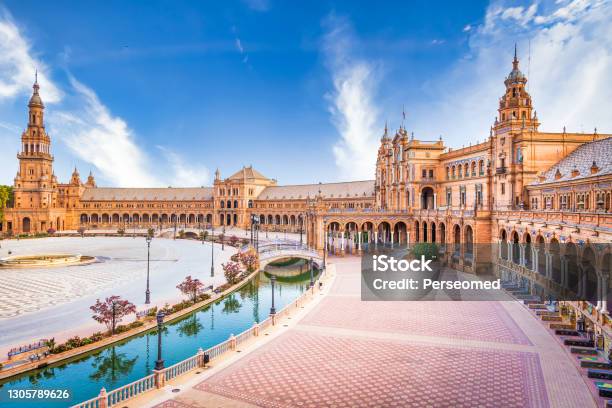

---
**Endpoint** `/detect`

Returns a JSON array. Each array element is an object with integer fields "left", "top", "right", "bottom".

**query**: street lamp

[
  {"left": 270, "top": 275, "right": 276, "bottom": 315},
  {"left": 309, "top": 257, "right": 314, "bottom": 288},
  {"left": 210, "top": 224, "right": 215, "bottom": 277},
  {"left": 145, "top": 235, "right": 152, "bottom": 304},
  {"left": 323, "top": 220, "right": 327, "bottom": 271},
  {"left": 222, "top": 226, "right": 225, "bottom": 251},
  {"left": 155, "top": 311, "right": 165, "bottom": 370}
]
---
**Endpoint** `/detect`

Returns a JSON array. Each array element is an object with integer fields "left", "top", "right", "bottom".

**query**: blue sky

[{"left": 0, "top": 0, "right": 610, "bottom": 187}]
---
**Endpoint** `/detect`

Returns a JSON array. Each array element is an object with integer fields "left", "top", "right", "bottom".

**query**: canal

[{"left": 0, "top": 266, "right": 319, "bottom": 407}]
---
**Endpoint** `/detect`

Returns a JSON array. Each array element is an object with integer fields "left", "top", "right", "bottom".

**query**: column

[
  {"left": 531, "top": 248, "right": 538, "bottom": 273},
  {"left": 545, "top": 251, "right": 552, "bottom": 280},
  {"left": 433, "top": 193, "right": 437, "bottom": 210},
  {"left": 602, "top": 274, "right": 609, "bottom": 314},
  {"left": 519, "top": 243, "right": 525, "bottom": 266},
  {"left": 390, "top": 231, "right": 394, "bottom": 248}
]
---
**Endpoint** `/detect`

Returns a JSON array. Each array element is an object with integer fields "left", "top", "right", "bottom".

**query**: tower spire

[{"left": 513, "top": 43, "right": 519, "bottom": 70}]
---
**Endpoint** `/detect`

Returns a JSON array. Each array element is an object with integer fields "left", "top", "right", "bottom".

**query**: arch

[
  {"left": 378, "top": 221, "right": 391, "bottom": 244},
  {"left": 565, "top": 243, "right": 579, "bottom": 293},
  {"left": 394, "top": 221, "right": 407, "bottom": 244},
  {"left": 188, "top": 214, "right": 195, "bottom": 224},
  {"left": 422, "top": 221, "right": 428, "bottom": 243},
  {"left": 196, "top": 214, "right": 204, "bottom": 224},
  {"left": 152, "top": 214, "right": 159, "bottom": 223},
  {"left": 132, "top": 214, "right": 140, "bottom": 223},
  {"left": 102, "top": 213, "right": 110, "bottom": 223},
  {"left": 91, "top": 213, "right": 99, "bottom": 223},
  {"left": 430, "top": 222, "right": 436, "bottom": 243},
  {"left": 536, "top": 235, "right": 545, "bottom": 275},
  {"left": 226, "top": 214, "right": 231, "bottom": 226},
  {"left": 161, "top": 214, "right": 169, "bottom": 223},
  {"left": 414, "top": 221, "right": 420, "bottom": 242},
  {"left": 259, "top": 214, "right": 265, "bottom": 224},
  {"left": 439, "top": 223, "right": 446, "bottom": 245},
  {"left": 421, "top": 187, "right": 435, "bottom": 209},
  {"left": 22, "top": 217, "right": 31, "bottom": 233},
  {"left": 112, "top": 213, "right": 120, "bottom": 223},
  {"left": 221, "top": 201, "right": 225, "bottom": 209},
  {"left": 170, "top": 214, "right": 177, "bottom": 223},
  {"left": 122, "top": 213, "right": 130, "bottom": 223},
  {"left": 361, "top": 222, "right": 374, "bottom": 244},
  {"left": 142, "top": 213, "right": 150, "bottom": 224},
  {"left": 500, "top": 229, "right": 508, "bottom": 260},
  {"left": 511, "top": 231, "right": 520, "bottom": 264},
  {"left": 453, "top": 224, "right": 461, "bottom": 258},
  {"left": 524, "top": 233, "right": 532, "bottom": 270},
  {"left": 233, "top": 214, "right": 238, "bottom": 225},
  {"left": 290, "top": 215, "right": 296, "bottom": 225},
  {"left": 226, "top": 200, "right": 231, "bottom": 209},
  {"left": 179, "top": 214, "right": 186, "bottom": 224},
  {"left": 206, "top": 214, "right": 212, "bottom": 224},
  {"left": 583, "top": 246, "right": 597, "bottom": 306},
  {"left": 283, "top": 214, "right": 289, "bottom": 225},
  {"left": 550, "top": 238, "right": 561, "bottom": 284},
  {"left": 267, "top": 215, "right": 273, "bottom": 225},
  {"left": 464, "top": 225, "right": 474, "bottom": 259},
  {"left": 275, "top": 215, "right": 281, "bottom": 225},
  {"left": 80, "top": 213, "right": 88, "bottom": 224}
]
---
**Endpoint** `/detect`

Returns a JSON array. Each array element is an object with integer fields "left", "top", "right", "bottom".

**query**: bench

[
  {"left": 564, "top": 338, "right": 594, "bottom": 347},
  {"left": 595, "top": 381, "right": 612, "bottom": 398},
  {"left": 555, "top": 329, "right": 580, "bottom": 336},
  {"left": 588, "top": 369, "right": 612, "bottom": 380},
  {"left": 571, "top": 346, "right": 598, "bottom": 356}
]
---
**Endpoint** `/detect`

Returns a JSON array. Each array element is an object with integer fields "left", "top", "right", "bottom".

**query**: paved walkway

[{"left": 152, "top": 257, "right": 597, "bottom": 408}]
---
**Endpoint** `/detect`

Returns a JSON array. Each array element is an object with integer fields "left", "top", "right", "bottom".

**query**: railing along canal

[{"left": 71, "top": 263, "right": 328, "bottom": 408}]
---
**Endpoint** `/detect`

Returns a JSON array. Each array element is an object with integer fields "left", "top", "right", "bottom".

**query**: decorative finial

[{"left": 35, "top": 69, "right": 38, "bottom": 85}]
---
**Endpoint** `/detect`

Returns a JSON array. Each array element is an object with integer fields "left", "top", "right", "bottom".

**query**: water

[{"left": 0, "top": 268, "right": 319, "bottom": 407}]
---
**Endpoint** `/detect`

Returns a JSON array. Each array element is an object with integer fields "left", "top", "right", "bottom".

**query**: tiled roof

[
  {"left": 228, "top": 166, "right": 269, "bottom": 181},
  {"left": 531, "top": 137, "right": 612, "bottom": 185},
  {"left": 258, "top": 180, "right": 375, "bottom": 200},
  {"left": 81, "top": 187, "right": 214, "bottom": 201}
]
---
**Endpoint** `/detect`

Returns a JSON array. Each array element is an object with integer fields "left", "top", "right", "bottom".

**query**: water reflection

[
  {"left": 176, "top": 314, "right": 204, "bottom": 338},
  {"left": 89, "top": 346, "right": 138, "bottom": 384}
]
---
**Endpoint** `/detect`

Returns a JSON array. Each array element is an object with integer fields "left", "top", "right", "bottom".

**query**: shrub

[
  {"left": 65, "top": 336, "right": 82, "bottom": 348},
  {"left": 77, "top": 226, "right": 86, "bottom": 236},
  {"left": 411, "top": 242, "right": 439, "bottom": 262},
  {"left": 147, "top": 228, "right": 155, "bottom": 238},
  {"left": 117, "top": 228, "right": 125, "bottom": 236},
  {"left": 89, "top": 332, "right": 104, "bottom": 342},
  {"left": 223, "top": 261, "right": 242, "bottom": 284},
  {"left": 47, "top": 228, "right": 56, "bottom": 235},
  {"left": 178, "top": 229, "right": 185, "bottom": 239},
  {"left": 146, "top": 306, "right": 158, "bottom": 317}
]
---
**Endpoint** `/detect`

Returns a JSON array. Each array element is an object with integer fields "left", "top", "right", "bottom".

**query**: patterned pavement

[{"left": 153, "top": 257, "right": 596, "bottom": 408}]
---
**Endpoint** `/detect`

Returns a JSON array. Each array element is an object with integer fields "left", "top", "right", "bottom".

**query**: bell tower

[
  {"left": 492, "top": 46, "right": 540, "bottom": 210},
  {"left": 12, "top": 74, "right": 58, "bottom": 230}
]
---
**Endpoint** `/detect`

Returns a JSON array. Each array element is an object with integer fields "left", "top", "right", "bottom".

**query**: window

[
  {"left": 429, "top": 169, "right": 433, "bottom": 178},
  {"left": 422, "top": 169, "right": 426, "bottom": 178},
  {"left": 501, "top": 183, "right": 505, "bottom": 195}
]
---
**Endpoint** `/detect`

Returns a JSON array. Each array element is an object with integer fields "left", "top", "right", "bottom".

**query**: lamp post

[
  {"left": 222, "top": 226, "right": 225, "bottom": 251},
  {"left": 210, "top": 224, "right": 215, "bottom": 277},
  {"left": 155, "top": 311, "right": 165, "bottom": 370},
  {"left": 309, "top": 257, "right": 314, "bottom": 288},
  {"left": 323, "top": 220, "right": 327, "bottom": 271},
  {"left": 145, "top": 235, "right": 152, "bottom": 304},
  {"left": 270, "top": 275, "right": 276, "bottom": 315}
]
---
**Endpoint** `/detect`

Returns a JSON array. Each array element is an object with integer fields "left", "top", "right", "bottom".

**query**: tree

[
  {"left": 77, "top": 226, "right": 86, "bottom": 237},
  {"left": 44, "top": 338, "right": 56, "bottom": 353},
  {"left": 411, "top": 242, "right": 439, "bottom": 262},
  {"left": 90, "top": 296, "right": 136, "bottom": 335},
  {"left": 176, "top": 275, "right": 205, "bottom": 303},
  {"left": 117, "top": 228, "right": 125, "bottom": 236},
  {"left": 178, "top": 229, "right": 185, "bottom": 239},
  {"left": 199, "top": 230, "right": 208, "bottom": 242},
  {"left": 240, "top": 249, "right": 260, "bottom": 272},
  {"left": 223, "top": 261, "right": 242, "bottom": 284},
  {"left": 0, "top": 185, "right": 14, "bottom": 224},
  {"left": 147, "top": 228, "right": 155, "bottom": 238}
]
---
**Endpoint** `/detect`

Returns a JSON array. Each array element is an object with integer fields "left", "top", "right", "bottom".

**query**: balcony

[{"left": 495, "top": 167, "right": 507, "bottom": 174}]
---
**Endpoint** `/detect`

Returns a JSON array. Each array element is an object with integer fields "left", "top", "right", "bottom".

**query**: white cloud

[
  {"left": 463, "top": 24, "right": 473, "bottom": 32},
  {"left": 157, "top": 146, "right": 210, "bottom": 187},
  {"left": 243, "top": 0, "right": 270, "bottom": 12},
  {"left": 0, "top": 8, "right": 61, "bottom": 102},
  {"left": 323, "top": 15, "right": 381, "bottom": 180},
  {"left": 51, "top": 77, "right": 160, "bottom": 187},
  {"left": 0, "top": 9, "right": 209, "bottom": 188},
  {"left": 413, "top": 0, "right": 612, "bottom": 147}
]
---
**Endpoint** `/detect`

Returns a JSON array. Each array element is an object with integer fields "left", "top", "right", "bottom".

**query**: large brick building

[{"left": 2, "top": 52, "right": 611, "bottom": 309}]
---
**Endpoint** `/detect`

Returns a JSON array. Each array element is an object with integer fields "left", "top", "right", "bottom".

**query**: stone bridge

[{"left": 256, "top": 242, "right": 323, "bottom": 269}]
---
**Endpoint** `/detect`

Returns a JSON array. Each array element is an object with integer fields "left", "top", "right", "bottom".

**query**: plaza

[{"left": 0, "top": 236, "right": 234, "bottom": 358}]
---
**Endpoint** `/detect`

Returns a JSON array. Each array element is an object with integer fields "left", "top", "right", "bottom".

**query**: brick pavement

[{"left": 153, "top": 257, "right": 597, "bottom": 408}]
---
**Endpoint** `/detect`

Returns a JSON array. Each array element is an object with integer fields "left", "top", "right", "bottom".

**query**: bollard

[
  {"left": 153, "top": 369, "right": 166, "bottom": 389},
  {"left": 253, "top": 323, "right": 260, "bottom": 336},
  {"left": 229, "top": 334, "right": 237, "bottom": 350},
  {"left": 197, "top": 347, "right": 205, "bottom": 367},
  {"left": 98, "top": 387, "right": 108, "bottom": 408}
]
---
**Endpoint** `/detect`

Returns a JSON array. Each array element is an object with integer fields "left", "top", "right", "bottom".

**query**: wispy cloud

[
  {"left": 50, "top": 76, "right": 160, "bottom": 187},
  {"left": 413, "top": 0, "right": 612, "bottom": 146},
  {"left": 232, "top": 26, "right": 252, "bottom": 67},
  {"left": 243, "top": 0, "right": 270, "bottom": 12},
  {"left": 156, "top": 146, "right": 210, "bottom": 187},
  {"left": 0, "top": 8, "right": 210, "bottom": 187},
  {"left": 0, "top": 8, "right": 61, "bottom": 103},
  {"left": 323, "top": 15, "right": 381, "bottom": 180}
]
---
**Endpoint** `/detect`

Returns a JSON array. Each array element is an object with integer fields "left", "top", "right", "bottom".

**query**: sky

[{"left": 0, "top": 0, "right": 610, "bottom": 187}]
